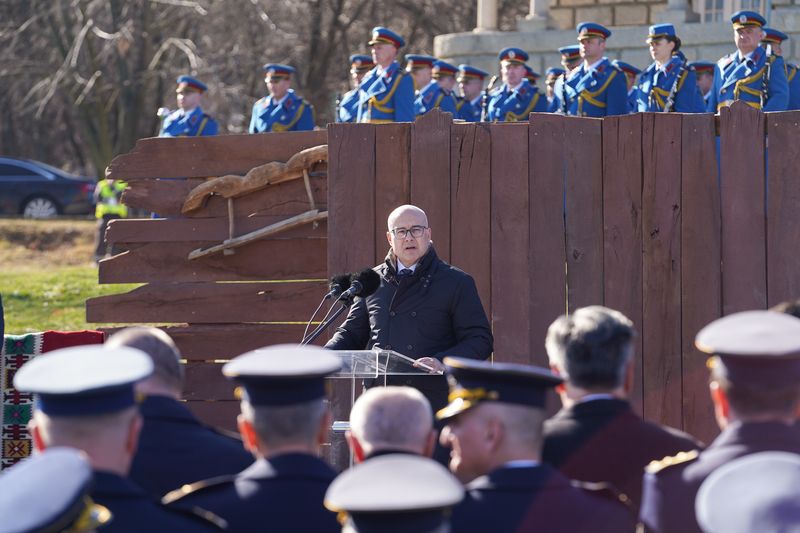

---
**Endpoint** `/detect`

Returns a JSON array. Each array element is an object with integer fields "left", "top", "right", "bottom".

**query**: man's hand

[{"left": 413, "top": 357, "right": 445, "bottom": 374}]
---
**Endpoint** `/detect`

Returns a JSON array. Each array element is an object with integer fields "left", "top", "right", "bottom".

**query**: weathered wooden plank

[
  {"left": 186, "top": 401, "right": 241, "bottom": 433},
  {"left": 766, "top": 111, "right": 800, "bottom": 307},
  {"left": 719, "top": 101, "right": 767, "bottom": 313},
  {"left": 98, "top": 238, "right": 327, "bottom": 283},
  {"left": 451, "top": 122, "right": 492, "bottom": 316},
  {"left": 86, "top": 281, "right": 326, "bottom": 324},
  {"left": 528, "top": 113, "right": 566, "bottom": 368},
  {"left": 601, "top": 113, "right": 643, "bottom": 414},
  {"left": 641, "top": 113, "right": 683, "bottom": 430},
  {"left": 564, "top": 116, "right": 604, "bottom": 312},
  {"left": 490, "top": 122, "right": 530, "bottom": 364},
  {"left": 680, "top": 113, "right": 721, "bottom": 443},
  {"left": 184, "top": 362, "right": 232, "bottom": 400},
  {"left": 107, "top": 130, "right": 327, "bottom": 180},
  {"left": 374, "top": 124, "right": 411, "bottom": 264},
  {"left": 410, "top": 109, "right": 452, "bottom": 262}
]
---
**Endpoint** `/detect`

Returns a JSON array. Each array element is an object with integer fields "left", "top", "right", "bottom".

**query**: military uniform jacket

[
  {"left": 450, "top": 464, "right": 636, "bottom": 533},
  {"left": 249, "top": 89, "right": 315, "bottom": 133},
  {"left": 129, "top": 395, "right": 254, "bottom": 497},
  {"left": 487, "top": 79, "right": 547, "bottom": 122},
  {"left": 639, "top": 420, "right": 800, "bottom": 532},
  {"left": 356, "top": 61, "right": 415, "bottom": 123},
  {"left": 337, "top": 88, "right": 360, "bottom": 123},
  {"left": 92, "top": 471, "right": 221, "bottom": 532},
  {"left": 159, "top": 106, "right": 218, "bottom": 137},
  {"left": 785, "top": 61, "right": 800, "bottom": 110},
  {"left": 636, "top": 55, "right": 701, "bottom": 113},
  {"left": 457, "top": 95, "right": 482, "bottom": 122},
  {"left": 542, "top": 398, "right": 702, "bottom": 514},
  {"left": 707, "top": 48, "right": 789, "bottom": 112},
  {"left": 164, "top": 453, "right": 340, "bottom": 533},
  {"left": 559, "top": 58, "right": 628, "bottom": 117},
  {"left": 414, "top": 81, "right": 457, "bottom": 116},
  {"left": 325, "top": 246, "right": 492, "bottom": 412}
]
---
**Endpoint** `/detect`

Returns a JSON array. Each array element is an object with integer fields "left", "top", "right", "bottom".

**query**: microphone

[
  {"left": 326, "top": 273, "right": 352, "bottom": 300},
  {"left": 339, "top": 268, "right": 381, "bottom": 301}
]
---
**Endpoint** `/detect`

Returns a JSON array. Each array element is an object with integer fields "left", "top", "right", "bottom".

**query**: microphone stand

[{"left": 301, "top": 297, "right": 353, "bottom": 345}]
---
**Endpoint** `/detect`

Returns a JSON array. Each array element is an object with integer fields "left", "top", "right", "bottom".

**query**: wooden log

[
  {"left": 374, "top": 124, "right": 411, "bottom": 264},
  {"left": 184, "top": 362, "right": 233, "bottom": 400}
]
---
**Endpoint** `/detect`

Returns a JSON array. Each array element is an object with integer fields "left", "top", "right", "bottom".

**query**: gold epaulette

[
  {"left": 162, "top": 475, "right": 234, "bottom": 504},
  {"left": 645, "top": 449, "right": 699, "bottom": 475}
]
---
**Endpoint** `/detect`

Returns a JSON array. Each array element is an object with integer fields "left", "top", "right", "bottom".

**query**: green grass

[{"left": 1, "top": 265, "right": 139, "bottom": 334}]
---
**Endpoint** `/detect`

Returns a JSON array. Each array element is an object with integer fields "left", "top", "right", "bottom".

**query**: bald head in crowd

[
  {"left": 106, "top": 327, "right": 185, "bottom": 398},
  {"left": 347, "top": 386, "right": 436, "bottom": 462}
]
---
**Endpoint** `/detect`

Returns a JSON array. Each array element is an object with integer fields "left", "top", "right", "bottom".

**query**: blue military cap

[
  {"left": 731, "top": 10, "right": 766, "bottom": 29},
  {"left": 559, "top": 44, "right": 581, "bottom": 61},
  {"left": 350, "top": 54, "right": 375, "bottom": 72},
  {"left": 612, "top": 60, "right": 641, "bottom": 76},
  {"left": 436, "top": 357, "right": 562, "bottom": 420},
  {"left": 405, "top": 54, "right": 436, "bottom": 70},
  {"left": 433, "top": 60, "right": 458, "bottom": 78},
  {"left": 524, "top": 65, "right": 540, "bottom": 83},
  {"left": 457, "top": 64, "right": 489, "bottom": 81},
  {"left": 646, "top": 23, "right": 677, "bottom": 42},
  {"left": 498, "top": 47, "right": 529, "bottom": 64},
  {"left": 546, "top": 67, "right": 566, "bottom": 77},
  {"left": 0, "top": 447, "right": 111, "bottom": 533},
  {"left": 696, "top": 452, "right": 800, "bottom": 533},
  {"left": 762, "top": 27, "right": 789, "bottom": 44},
  {"left": 690, "top": 61, "right": 716, "bottom": 75},
  {"left": 696, "top": 310, "right": 800, "bottom": 388},
  {"left": 224, "top": 344, "right": 341, "bottom": 406},
  {"left": 324, "top": 454, "right": 465, "bottom": 533},
  {"left": 368, "top": 26, "right": 405, "bottom": 48},
  {"left": 13, "top": 345, "right": 153, "bottom": 416},
  {"left": 176, "top": 75, "right": 208, "bottom": 93},
  {"left": 262, "top": 63, "right": 296, "bottom": 79},
  {"left": 577, "top": 21, "right": 612, "bottom": 40}
]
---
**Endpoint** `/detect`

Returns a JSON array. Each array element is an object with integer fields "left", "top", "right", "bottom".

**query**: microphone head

[
  {"left": 351, "top": 268, "right": 381, "bottom": 297},
  {"left": 329, "top": 274, "right": 352, "bottom": 297}
]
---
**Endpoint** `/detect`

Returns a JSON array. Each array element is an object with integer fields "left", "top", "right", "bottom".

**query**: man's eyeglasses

[{"left": 391, "top": 225, "right": 427, "bottom": 239}]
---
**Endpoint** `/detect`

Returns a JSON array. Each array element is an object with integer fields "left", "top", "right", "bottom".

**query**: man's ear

[
  {"left": 125, "top": 413, "right": 143, "bottom": 457},
  {"left": 386, "top": 231, "right": 393, "bottom": 248},
  {"left": 709, "top": 380, "right": 730, "bottom": 429},
  {"left": 238, "top": 414, "right": 260, "bottom": 454},
  {"left": 29, "top": 419, "right": 47, "bottom": 453},
  {"left": 485, "top": 417, "right": 504, "bottom": 453},
  {"left": 316, "top": 408, "right": 333, "bottom": 447},
  {"left": 423, "top": 429, "right": 437, "bottom": 458},
  {"left": 345, "top": 430, "right": 366, "bottom": 463}
]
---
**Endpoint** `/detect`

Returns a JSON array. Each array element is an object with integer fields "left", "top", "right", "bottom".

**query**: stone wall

[{"left": 548, "top": 0, "right": 667, "bottom": 30}]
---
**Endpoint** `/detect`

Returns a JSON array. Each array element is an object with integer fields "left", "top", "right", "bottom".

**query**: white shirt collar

[
  {"left": 396, "top": 259, "right": 417, "bottom": 272},
  {"left": 503, "top": 460, "right": 540, "bottom": 469},
  {"left": 585, "top": 57, "right": 605, "bottom": 73},
  {"left": 274, "top": 92, "right": 290, "bottom": 106},
  {"left": 577, "top": 393, "right": 617, "bottom": 404},
  {"left": 737, "top": 49, "right": 756, "bottom": 62}
]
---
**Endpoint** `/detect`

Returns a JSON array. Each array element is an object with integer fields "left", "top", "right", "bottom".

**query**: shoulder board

[
  {"left": 161, "top": 474, "right": 236, "bottom": 504},
  {"left": 645, "top": 449, "right": 699, "bottom": 475},
  {"left": 571, "top": 480, "right": 632, "bottom": 508},
  {"left": 609, "top": 64, "right": 623, "bottom": 74}
]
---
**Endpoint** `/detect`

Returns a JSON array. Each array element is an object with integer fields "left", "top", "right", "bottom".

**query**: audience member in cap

[
  {"left": 456, "top": 64, "right": 488, "bottom": 122},
  {"left": 542, "top": 306, "right": 701, "bottom": 515},
  {"left": 107, "top": 327, "right": 253, "bottom": 498},
  {"left": 706, "top": 10, "right": 788, "bottom": 112},
  {"left": 414, "top": 60, "right": 458, "bottom": 117},
  {"left": 158, "top": 75, "right": 219, "bottom": 137},
  {"left": 554, "top": 22, "right": 628, "bottom": 117},
  {"left": 761, "top": 27, "right": 800, "bottom": 110},
  {"left": 689, "top": 61, "right": 716, "bottom": 109},
  {"left": 639, "top": 310, "right": 800, "bottom": 533},
  {"left": 524, "top": 65, "right": 540, "bottom": 86},
  {"left": 438, "top": 357, "right": 636, "bottom": 533},
  {"left": 0, "top": 447, "right": 111, "bottom": 533},
  {"left": 612, "top": 60, "right": 642, "bottom": 113},
  {"left": 487, "top": 47, "right": 547, "bottom": 122},
  {"left": 163, "top": 344, "right": 342, "bottom": 533},
  {"left": 249, "top": 63, "right": 315, "bottom": 133},
  {"left": 559, "top": 44, "right": 582, "bottom": 72},
  {"left": 356, "top": 27, "right": 414, "bottom": 123},
  {"left": 325, "top": 454, "right": 464, "bottom": 533},
  {"left": 635, "top": 24, "right": 701, "bottom": 113},
  {"left": 346, "top": 386, "right": 436, "bottom": 462},
  {"left": 695, "top": 451, "right": 800, "bottom": 533},
  {"left": 14, "top": 345, "right": 224, "bottom": 532},
  {"left": 545, "top": 67, "right": 565, "bottom": 111},
  {"left": 338, "top": 54, "right": 376, "bottom": 123},
  {"left": 404, "top": 54, "right": 436, "bottom": 92}
]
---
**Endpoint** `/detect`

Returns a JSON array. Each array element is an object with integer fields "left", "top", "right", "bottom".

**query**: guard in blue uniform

[
  {"left": 438, "top": 358, "right": 636, "bottom": 533},
  {"left": 14, "top": 345, "right": 223, "bottom": 532},
  {"left": 612, "top": 60, "right": 641, "bottom": 113},
  {"left": 636, "top": 24, "right": 701, "bottom": 113},
  {"left": 356, "top": 27, "right": 415, "bottom": 123},
  {"left": 338, "top": 54, "right": 375, "bottom": 123},
  {"left": 456, "top": 64, "right": 489, "bottom": 122},
  {"left": 545, "top": 67, "right": 566, "bottom": 112},
  {"left": 639, "top": 311, "right": 800, "bottom": 532},
  {"left": 488, "top": 47, "right": 548, "bottom": 122},
  {"left": 415, "top": 60, "right": 458, "bottom": 116},
  {"left": 249, "top": 64, "right": 315, "bottom": 133},
  {"left": 762, "top": 27, "right": 800, "bottom": 110},
  {"left": 159, "top": 76, "right": 218, "bottom": 137},
  {"left": 690, "top": 61, "right": 716, "bottom": 110},
  {"left": 163, "top": 345, "right": 343, "bottom": 533},
  {"left": 707, "top": 11, "right": 789, "bottom": 113},
  {"left": 405, "top": 54, "right": 436, "bottom": 93},
  {"left": 550, "top": 45, "right": 583, "bottom": 112},
  {"left": 525, "top": 65, "right": 541, "bottom": 86}
]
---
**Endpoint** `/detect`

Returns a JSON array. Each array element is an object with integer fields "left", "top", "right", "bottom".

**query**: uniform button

[
  {"left": 411, "top": 311, "right": 417, "bottom": 317},
  {"left": 389, "top": 311, "right": 396, "bottom": 317},
  {"left": 407, "top": 345, "right": 413, "bottom": 351}
]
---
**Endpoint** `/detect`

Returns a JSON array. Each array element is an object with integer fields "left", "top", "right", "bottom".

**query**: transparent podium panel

[{"left": 321, "top": 349, "right": 444, "bottom": 470}]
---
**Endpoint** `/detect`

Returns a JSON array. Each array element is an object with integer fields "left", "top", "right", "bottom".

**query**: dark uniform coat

[
  {"left": 639, "top": 420, "right": 800, "bottom": 532},
  {"left": 159, "top": 106, "right": 218, "bottom": 137},
  {"left": 706, "top": 48, "right": 789, "bottom": 112},
  {"left": 129, "top": 395, "right": 254, "bottom": 497},
  {"left": 325, "top": 246, "right": 493, "bottom": 412},
  {"left": 542, "top": 398, "right": 702, "bottom": 513},
  {"left": 163, "top": 453, "right": 340, "bottom": 533},
  {"left": 92, "top": 471, "right": 221, "bottom": 532},
  {"left": 450, "top": 464, "right": 636, "bottom": 533}
]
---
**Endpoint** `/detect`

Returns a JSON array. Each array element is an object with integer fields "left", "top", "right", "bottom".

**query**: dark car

[{"left": 0, "top": 157, "right": 96, "bottom": 218}]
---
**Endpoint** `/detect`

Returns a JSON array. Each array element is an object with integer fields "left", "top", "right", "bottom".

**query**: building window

[{"left": 694, "top": 0, "right": 763, "bottom": 22}]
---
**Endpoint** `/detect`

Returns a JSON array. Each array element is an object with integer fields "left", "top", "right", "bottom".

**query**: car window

[{"left": 0, "top": 163, "right": 40, "bottom": 177}]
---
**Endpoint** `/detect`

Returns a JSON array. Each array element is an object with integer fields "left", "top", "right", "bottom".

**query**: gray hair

[
  {"left": 106, "top": 327, "right": 184, "bottom": 393},
  {"left": 241, "top": 398, "right": 327, "bottom": 449},
  {"left": 545, "top": 305, "right": 635, "bottom": 390},
  {"left": 349, "top": 386, "right": 433, "bottom": 456}
]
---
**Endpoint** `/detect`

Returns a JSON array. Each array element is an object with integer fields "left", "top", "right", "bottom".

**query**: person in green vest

[{"left": 94, "top": 178, "right": 127, "bottom": 262}]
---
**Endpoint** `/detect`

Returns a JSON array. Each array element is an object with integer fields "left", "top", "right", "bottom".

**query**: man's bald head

[
  {"left": 106, "top": 327, "right": 184, "bottom": 397},
  {"left": 386, "top": 205, "right": 432, "bottom": 268},
  {"left": 387, "top": 204, "right": 428, "bottom": 231}
]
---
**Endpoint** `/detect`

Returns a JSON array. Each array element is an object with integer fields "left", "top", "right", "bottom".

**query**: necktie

[{"left": 397, "top": 268, "right": 413, "bottom": 279}]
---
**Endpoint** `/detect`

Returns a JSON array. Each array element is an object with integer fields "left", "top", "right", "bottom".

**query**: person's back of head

[
  {"left": 347, "top": 386, "right": 435, "bottom": 462},
  {"left": 106, "top": 327, "right": 184, "bottom": 398}
]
